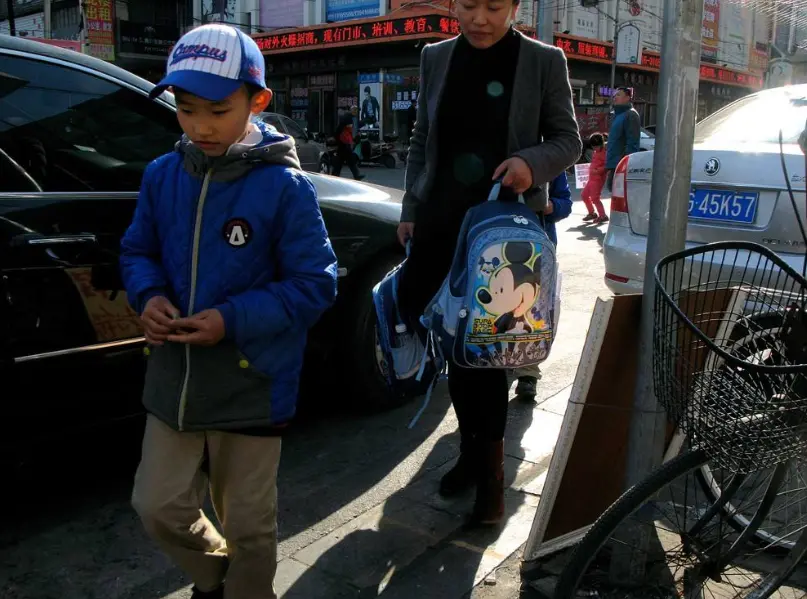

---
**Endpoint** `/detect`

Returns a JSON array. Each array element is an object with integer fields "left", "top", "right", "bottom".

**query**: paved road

[{"left": 0, "top": 167, "right": 611, "bottom": 599}]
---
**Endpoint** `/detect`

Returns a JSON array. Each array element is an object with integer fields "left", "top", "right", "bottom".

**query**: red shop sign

[
  {"left": 554, "top": 35, "right": 613, "bottom": 62},
  {"left": 255, "top": 15, "right": 459, "bottom": 53}
]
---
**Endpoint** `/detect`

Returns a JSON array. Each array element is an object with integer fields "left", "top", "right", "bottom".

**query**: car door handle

[{"left": 9, "top": 233, "right": 98, "bottom": 249}]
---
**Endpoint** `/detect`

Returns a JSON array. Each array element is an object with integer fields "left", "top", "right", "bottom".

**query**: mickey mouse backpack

[{"left": 421, "top": 179, "right": 561, "bottom": 371}]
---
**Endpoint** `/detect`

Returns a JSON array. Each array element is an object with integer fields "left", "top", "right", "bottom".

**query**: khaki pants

[{"left": 132, "top": 414, "right": 281, "bottom": 599}]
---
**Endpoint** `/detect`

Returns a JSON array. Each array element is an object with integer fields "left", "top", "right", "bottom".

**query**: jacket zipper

[{"left": 177, "top": 168, "right": 213, "bottom": 431}]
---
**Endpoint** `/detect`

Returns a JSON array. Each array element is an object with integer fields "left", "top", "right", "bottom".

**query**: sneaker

[
  {"left": 355, "top": 174, "right": 366, "bottom": 181},
  {"left": 595, "top": 215, "right": 610, "bottom": 225},
  {"left": 582, "top": 213, "right": 597, "bottom": 222},
  {"left": 191, "top": 586, "right": 224, "bottom": 599},
  {"left": 515, "top": 376, "right": 538, "bottom": 400}
]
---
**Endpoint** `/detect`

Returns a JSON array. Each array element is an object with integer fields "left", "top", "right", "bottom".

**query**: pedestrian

[
  {"left": 120, "top": 24, "right": 338, "bottom": 599},
  {"left": 333, "top": 106, "right": 364, "bottom": 180},
  {"left": 581, "top": 132, "right": 609, "bottom": 224},
  {"left": 397, "top": 0, "right": 581, "bottom": 525},
  {"left": 514, "top": 170, "right": 574, "bottom": 401},
  {"left": 605, "top": 86, "right": 641, "bottom": 192}
]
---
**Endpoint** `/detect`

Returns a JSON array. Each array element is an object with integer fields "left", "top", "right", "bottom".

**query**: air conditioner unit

[{"left": 580, "top": 0, "right": 599, "bottom": 6}]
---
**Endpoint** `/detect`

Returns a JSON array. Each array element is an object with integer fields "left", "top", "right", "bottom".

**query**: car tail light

[
  {"left": 610, "top": 155, "right": 629, "bottom": 213},
  {"left": 605, "top": 273, "right": 630, "bottom": 283}
]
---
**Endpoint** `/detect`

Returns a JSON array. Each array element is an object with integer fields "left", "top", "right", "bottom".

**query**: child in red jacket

[{"left": 582, "top": 133, "right": 609, "bottom": 225}]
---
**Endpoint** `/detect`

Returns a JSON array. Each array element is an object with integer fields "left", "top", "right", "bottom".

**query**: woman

[{"left": 398, "top": 0, "right": 582, "bottom": 525}]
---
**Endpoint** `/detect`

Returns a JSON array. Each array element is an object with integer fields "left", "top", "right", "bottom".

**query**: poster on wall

[
  {"left": 702, "top": 0, "right": 720, "bottom": 61},
  {"left": 83, "top": 0, "right": 115, "bottom": 61},
  {"left": 202, "top": 0, "right": 238, "bottom": 23},
  {"left": 358, "top": 73, "right": 382, "bottom": 137},
  {"left": 616, "top": 23, "right": 642, "bottom": 65},
  {"left": 327, "top": 0, "right": 380, "bottom": 23}
]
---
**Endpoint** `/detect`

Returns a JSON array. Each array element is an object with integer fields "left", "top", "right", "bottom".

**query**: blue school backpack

[
  {"left": 421, "top": 179, "right": 560, "bottom": 377},
  {"left": 372, "top": 244, "right": 444, "bottom": 403}
]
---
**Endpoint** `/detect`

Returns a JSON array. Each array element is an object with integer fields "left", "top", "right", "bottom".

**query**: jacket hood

[{"left": 177, "top": 120, "right": 301, "bottom": 182}]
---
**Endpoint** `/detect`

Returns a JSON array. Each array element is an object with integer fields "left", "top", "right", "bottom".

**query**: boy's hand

[
  {"left": 544, "top": 200, "right": 554, "bottom": 215},
  {"left": 167, "top": 309, "right": 226, "bottom": 346},
  {"left": 397, "top": 222, "right": 415, "bottom": 247},
  {"left": 142, "top": 295, "right": 179, "bottom": 346},
  {"left": 493, "top": 157, "right": 533, "bottom": 194}
]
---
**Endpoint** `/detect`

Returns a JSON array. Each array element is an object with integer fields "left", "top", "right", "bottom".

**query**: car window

[
  {"left": 281, "top": 116, "right": 307, "bottom": 140},
  {"left": 694, "top": 89, "right": 807, "bottom": 145},
  {"left": 0, "top": 55, "right": 182, "bottom": 193},
  {"left": 262, "top": 113, "right": 285, "bottom": 133}
]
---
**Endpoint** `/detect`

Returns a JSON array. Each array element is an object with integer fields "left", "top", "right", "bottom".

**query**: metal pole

[
  {"left": 536, "top": 0, "right": 554, "bottom": 44},
  {"left": 6, "top": 0, "right": 16, "bottom": 36},
  {"left": 609, "top": 0, "right": 620, "bottom": 107},
  {"left": 44, "top": 0, "right": 52, "bottom": 39},
  {"left": 625, "top": 0, "right": 704, "bottom": 488}
]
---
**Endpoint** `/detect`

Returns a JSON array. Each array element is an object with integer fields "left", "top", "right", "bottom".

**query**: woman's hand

[
  {"left": 397, "top": 222, "right": 415, "bottom": 247},
  {"left": 493, "top": 157, "right": 533, "bottom": 194}
]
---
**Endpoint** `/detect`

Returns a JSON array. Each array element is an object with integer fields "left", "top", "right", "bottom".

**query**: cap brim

[{"left": 148, "top": 70, "right": 243, "bottom": 102}]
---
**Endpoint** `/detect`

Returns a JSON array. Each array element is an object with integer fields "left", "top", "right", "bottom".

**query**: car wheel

[
  {"left": 341, "top": 252, "right": 417, "bottom": 412},
  {"left": 381, "top": 154, "right": 396, "bottom": 169}
]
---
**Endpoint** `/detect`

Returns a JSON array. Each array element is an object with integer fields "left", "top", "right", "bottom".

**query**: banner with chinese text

[{"left": 84, "top": 0, "right": 115, "bottom": 61}]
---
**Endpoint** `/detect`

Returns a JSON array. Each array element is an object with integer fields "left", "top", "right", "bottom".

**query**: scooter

[{"left": 355, "top": 132, "right": 398, "bottom": 169}]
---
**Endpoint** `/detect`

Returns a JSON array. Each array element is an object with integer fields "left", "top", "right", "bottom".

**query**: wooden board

[{"left": 523, "top": 286, "right": 743, "bottom": 561}]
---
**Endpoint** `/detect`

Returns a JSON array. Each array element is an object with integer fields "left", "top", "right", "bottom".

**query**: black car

[{"left": 0, "top": 36, "right": 405, "bottom": 470}]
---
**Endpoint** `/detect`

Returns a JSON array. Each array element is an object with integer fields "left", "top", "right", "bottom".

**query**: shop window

[
  {"left": 290, "top": 76, "right": 309, "bottom": 131},
  {"left": 337, "top": 71, "right": 359, "bottom": 118},
  {"left": 382, "top": 68, "right": 419, "bottom": 143}
]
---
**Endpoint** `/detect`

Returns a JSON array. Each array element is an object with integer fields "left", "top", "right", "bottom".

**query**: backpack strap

[
  {"left": 487, "top": 177, "right": 525, "bottom": 204},
  {"left": 408, "top": 329, "right": 447, "bottom": 429}
]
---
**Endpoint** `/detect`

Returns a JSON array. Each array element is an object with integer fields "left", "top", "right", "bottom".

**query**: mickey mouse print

[{"left": 464, "top": 240, "right": 554, "bottom": 368}]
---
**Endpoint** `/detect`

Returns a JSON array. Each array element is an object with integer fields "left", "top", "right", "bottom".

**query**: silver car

[
  {"left": 603, "top": 84, "right": 807, "bottom": 294},
  {"left": 259, "top": 112, "right": 327, "bottom": 173}
]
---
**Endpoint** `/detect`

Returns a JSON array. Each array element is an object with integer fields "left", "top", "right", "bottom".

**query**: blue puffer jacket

[
  {"left": 543, "top": 172, "right": 573, "bottom": 245},
  {"left": 121, "top": 122, "right": 338, "bottom": 432}
]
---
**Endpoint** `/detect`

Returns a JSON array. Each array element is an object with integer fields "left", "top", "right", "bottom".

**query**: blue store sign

[{"left": 326, "top": 0, "right": 380, "bottom": 22}]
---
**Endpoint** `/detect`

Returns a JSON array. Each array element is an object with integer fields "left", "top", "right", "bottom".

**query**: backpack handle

[{"left": 487, "top": 177, "right": 525, "bottom": 204}]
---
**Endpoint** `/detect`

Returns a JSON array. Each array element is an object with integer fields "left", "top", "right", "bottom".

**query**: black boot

[
  {"left": 468, "top": 440, "right": 505, "bottom": 526},
  {"left": 439, "top": 436, "right": 478, "bottom": 497}
]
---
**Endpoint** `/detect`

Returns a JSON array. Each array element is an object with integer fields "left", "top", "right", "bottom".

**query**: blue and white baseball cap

[{"left": 150, "top": 24, "right": 267, "bottom": 101}]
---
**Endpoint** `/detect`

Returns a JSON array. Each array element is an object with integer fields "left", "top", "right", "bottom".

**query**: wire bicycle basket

[{"left": 653, "top": 241, "right": 807, "bottom": 473}]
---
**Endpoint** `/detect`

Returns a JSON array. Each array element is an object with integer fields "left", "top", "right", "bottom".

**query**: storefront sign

[
  {"left": 309, "top": 73, "right": 335, "bottom": 87},
  {"left": 326, "top": 0, "right": 380, "bottom": 23},
  {"left": 84, "top": 0, "right": 115, "bottom": 61},
  {"left": 702, "top": 0, "right": 720, "bottom": 59},
  {"left": 255, "top": 14, "right": 459, "bottom": 53},
  {"left": 698, "top": 64, "right": 762, "bottom": 88},
  {"left": 554, "top": 36, "right": 613, "bottom": 62},
  {"left": 119, "top": 21, "right": 178, "bottom": 56}
]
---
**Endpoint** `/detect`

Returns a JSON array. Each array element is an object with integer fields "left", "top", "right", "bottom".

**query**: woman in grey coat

[{"left": 397, "top": 0, "right": 582, "bottom": 525}]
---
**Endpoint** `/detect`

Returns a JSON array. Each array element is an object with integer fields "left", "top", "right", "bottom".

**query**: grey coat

[{"left": 402, "top": 31, "right": 583, "bottom": 222}]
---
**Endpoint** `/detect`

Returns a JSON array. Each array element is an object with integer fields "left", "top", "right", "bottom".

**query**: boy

[
  {"left": 121, "top": 24, "right": 338, "bottom": 599},
  {"left": 514, "top": 171, "right": 573, "bottom": 401}
]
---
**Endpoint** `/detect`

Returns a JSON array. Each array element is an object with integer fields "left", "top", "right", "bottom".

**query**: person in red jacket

[{"left": 582, "top": 133, "right": 609, "bottom": 225}]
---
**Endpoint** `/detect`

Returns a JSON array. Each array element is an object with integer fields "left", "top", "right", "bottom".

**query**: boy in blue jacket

[
  {"left": 514, "top": 171, "right": 572, "bottom": 400},
  {"left": 121, "top": 24, "right": 338, "bottom": 599}
]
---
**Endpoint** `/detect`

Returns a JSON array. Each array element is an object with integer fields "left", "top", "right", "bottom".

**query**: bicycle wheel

[
  {"left": 699, "top": 460, "right": 807, "bottom": 552},
  {"left": 555, "top": 449, "right": 807, "bottom": 598},
  {"left": 695, "top": 312, "right": 807, "bottom": 550}
]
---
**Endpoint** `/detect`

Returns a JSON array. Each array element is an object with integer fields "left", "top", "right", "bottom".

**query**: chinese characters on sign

[
  {"left": 255, "top": 15, "right": 459, "bottom": 53},
  {"left": 554, "top": 36, "right": 612, "bottom": 61},
  {"left": 119, "top": 21, "right": 178, "bottom": 56},
  {"left": 84, "top": 0, "right": 115, "bottom": 61}
]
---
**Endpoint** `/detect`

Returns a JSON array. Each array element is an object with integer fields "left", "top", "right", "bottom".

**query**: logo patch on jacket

[{"left": 223, "top": 218, "right": 252, "bottom": 247}]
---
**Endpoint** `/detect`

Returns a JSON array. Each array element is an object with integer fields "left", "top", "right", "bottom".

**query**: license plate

[{"left": 688, "top": 188, "right": 759, "bottom": 224}]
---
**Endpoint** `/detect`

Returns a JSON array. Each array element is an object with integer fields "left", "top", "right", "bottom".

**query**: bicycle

[{"left": 555, "top": 240, "right": 807, "bottom": 598}]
